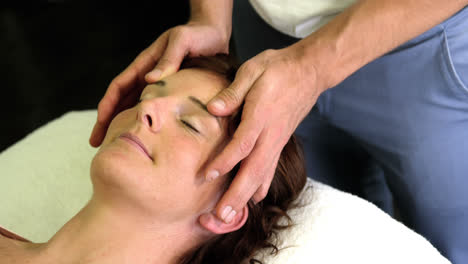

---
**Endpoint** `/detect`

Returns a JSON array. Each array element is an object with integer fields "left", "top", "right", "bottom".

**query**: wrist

[
  {"left": 293, "top": 15, "right": 365, "bottom": 92},
  {"left": 185, "top": 20, "right": 231, "bottom": 55},
  {"left": 187, "top": 18, "right": 232, "bottom": 47},
  {"left": 290, "top": 39, "right": 337, "bottom": 94},
  {"left": 189, "top": 0, "right": 233, "bottom": 47}
]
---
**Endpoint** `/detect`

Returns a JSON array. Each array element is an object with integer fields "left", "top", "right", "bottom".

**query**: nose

[{"left": 136, "top": 99, "right": 166, "bottom": 133}]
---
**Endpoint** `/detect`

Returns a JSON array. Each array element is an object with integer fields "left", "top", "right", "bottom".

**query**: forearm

[
  {"left": 296, "top": 0, "right": 468, "bottom": 90},
  {"left": 189, "top": 0, "right": 233, "bottom": 41}
]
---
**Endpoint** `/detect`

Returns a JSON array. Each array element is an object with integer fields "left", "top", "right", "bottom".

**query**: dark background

[{"left": 0, "top": 1, "right": 190, "bottom": 152}]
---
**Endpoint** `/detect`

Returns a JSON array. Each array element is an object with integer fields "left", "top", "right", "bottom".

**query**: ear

[{"left": 198, "top": 206, "right": 248, "bottom": 235}]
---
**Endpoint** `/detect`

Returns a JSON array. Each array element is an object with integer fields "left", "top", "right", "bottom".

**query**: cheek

[
  {"left": 163, "top": 132, "right": 204, "bottom": 167},
  {"left": 157, "top": 138, "right": 219, "bottom": 210}
]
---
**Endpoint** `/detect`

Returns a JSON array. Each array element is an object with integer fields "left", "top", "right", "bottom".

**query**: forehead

[{"left": 161, "top": 68, "right": 229, "bottom": 102}]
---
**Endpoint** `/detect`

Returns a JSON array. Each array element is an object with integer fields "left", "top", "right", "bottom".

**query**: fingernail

[
  {"left": 206, "top": 170, "right": 219, "bottom": 181},
  {"left": 211, "top": 99, "right": 225, "bottom": 111},
  {"left": 221, "top": 206, "right": 232, "bottom": 222},
  {"left": 225, "top": 210, "right": 237, "bottom": 224},
  {"left": 147, "top": 69, "right": 162, "bottom": 80}
]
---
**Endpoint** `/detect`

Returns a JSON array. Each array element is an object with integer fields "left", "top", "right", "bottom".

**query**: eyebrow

[{"left": 188, "top": 96, "right": 222, "bottom": 128}]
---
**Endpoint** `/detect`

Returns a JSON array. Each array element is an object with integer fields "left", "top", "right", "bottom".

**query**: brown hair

[{"left": 178, "top": 55, "right": 307, "bottom": 264}]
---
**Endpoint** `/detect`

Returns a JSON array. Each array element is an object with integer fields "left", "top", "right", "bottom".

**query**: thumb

[
  {"left": 145, "top": 35, "right": 188, "bottom": 82},
  {"left": 207, "top": 61, "right": 263, "bottom": 116}
]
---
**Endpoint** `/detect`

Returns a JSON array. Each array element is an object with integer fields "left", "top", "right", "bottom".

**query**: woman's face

[{"left": 91, "top": 68, "right": 231, "bottom": 224}]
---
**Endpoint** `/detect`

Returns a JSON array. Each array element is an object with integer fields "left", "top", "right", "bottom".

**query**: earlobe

[{"left": 198, "top": 206, "right": 248, "bottom": 235}]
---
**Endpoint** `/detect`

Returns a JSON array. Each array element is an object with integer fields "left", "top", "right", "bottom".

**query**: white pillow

[{"left": 0, "top": 111, "right": 450, "bottom": 264}]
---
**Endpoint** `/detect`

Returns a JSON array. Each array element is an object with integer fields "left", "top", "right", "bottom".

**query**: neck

[{"left": 22, "top": 196, "right": 200, "bottom": 264}]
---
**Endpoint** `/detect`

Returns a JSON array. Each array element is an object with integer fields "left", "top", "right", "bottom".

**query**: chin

[
  {"left": 92, "top": 145, "right": 141, "bottom": 191},
  {"left": 90, "top": 145, "right": 163, "bottom": 213}
]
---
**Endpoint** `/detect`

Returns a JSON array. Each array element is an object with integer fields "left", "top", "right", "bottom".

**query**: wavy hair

[{"left": 178, "top": 55, "right": 307, "bottom": 264}]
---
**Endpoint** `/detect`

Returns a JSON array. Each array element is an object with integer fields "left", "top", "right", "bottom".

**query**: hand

[
  {"left": 201, "top": 46, "right": 324, "bottom": 224},
  {"left": 89, "top": 21, "right": 230, "bottom": 147}
]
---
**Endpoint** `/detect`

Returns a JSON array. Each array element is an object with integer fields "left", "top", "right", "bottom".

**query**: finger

[
  {"left": 90, "top": 75, "right": 137, "bottom": 147},
  {"left": 90, "top": 86, "right": 142, "bottom": 148},
  {"left": 205, "top": 113, "right": 264, "bottom": 181},
  {"left": 89, "top": 121, "right": 107, "bottom": 148},
  {"left": 115, "top": 84, "right": 144, "bottom": 113},
  {"left": 105, "top": 30, "right": 168, "bottom": 90},
  {"left": 90, "top": 96, "right": 124, "bottom": 148},
  {"left": 145, "top": 29, "right": 188, "bottom": 82},
  {"left": 90, "top": 63, "right": 146, "bottom": 147},
  {"left": 252, "top": 151, "right": 280, "bottom": 203},
  {"left": 90, "top": 35, "right": 165, "bottom": 147},
  {"left": 207, "top": 59, "right": 264, "bottom": 116},
  {"left": 214, "top": 141, "right": 275, "bottom": 223}
]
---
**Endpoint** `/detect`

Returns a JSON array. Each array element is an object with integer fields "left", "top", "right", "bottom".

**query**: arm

[
  {"left": 189, "top": 0, "right": 233, "bottom": 45},
  {"left": 298, "top": 0, "right": 468, "bottom": 91},
  {"left": 202, "top": 0, "right": 468, "bottom": 225}
]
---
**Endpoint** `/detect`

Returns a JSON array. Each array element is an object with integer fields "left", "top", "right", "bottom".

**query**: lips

[{"left": 119, "top": 132, "right": 153, "bottom": 161}]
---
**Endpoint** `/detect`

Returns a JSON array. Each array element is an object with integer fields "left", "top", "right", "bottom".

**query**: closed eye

[{"left": 181, "top": 120, "right": 200, "bottom": 133}]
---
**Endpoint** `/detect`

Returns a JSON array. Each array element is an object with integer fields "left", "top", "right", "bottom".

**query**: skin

[
  {"left": 0, "top": 68, "right": 247, "bottom": 264},
  {"left": 90, "top": 0, "right": 468, "bottom": 224}
]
